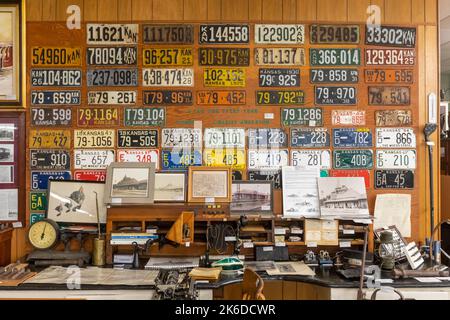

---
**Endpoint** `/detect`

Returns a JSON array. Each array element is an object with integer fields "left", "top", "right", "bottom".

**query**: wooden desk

[{"left": 0, "top": 228, "right": 13, "bottom": 266}]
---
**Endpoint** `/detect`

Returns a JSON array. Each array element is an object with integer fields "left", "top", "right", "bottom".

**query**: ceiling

[{"left": 441, "top": 0, "right": 450, "bottom": 73}]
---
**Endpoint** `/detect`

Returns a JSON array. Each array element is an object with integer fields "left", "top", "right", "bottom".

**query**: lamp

[{"left": 375, "top": 230, "right": 396, "bottom": 270}]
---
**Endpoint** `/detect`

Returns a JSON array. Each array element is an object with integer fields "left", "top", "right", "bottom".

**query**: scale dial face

[{"left": 28, "top": 219, "right": 59, "bottom": 250}]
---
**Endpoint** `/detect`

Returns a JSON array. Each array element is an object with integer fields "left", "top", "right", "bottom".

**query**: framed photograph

[
  {"left": 0, "top": 123, "right": 14, "bottom": 141},
  {"left": 0, "top": 1, "right": 23, "bottom": 106},
  {"left": 0, "top": 188, "right": 17, "bottom": 221},
  {"left": 188, "top": 167, "right": 232, "bottom": 203},
  {"left": 0, "top": 165, "right": 13, "bottom": 183},
  {"left": 46, "top": 180, "right": 107, "bottom": 224},
  {"left": 231, "top": 181, "right": 273, "bottom": 215},
  {"left": 0, "top": 143, "right": 14, "bottom": 162},
  {"left": 104, "top": 162, "right": 155, "bottom": 205},
  {"left": 154, "top": 172, "right": 186, "bottom": 202}
]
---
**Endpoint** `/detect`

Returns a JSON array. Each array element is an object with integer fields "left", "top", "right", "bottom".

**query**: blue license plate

[
  {"left": 290, "top": 128, "right": 330, "bottom": 148},
  {"left": 31, "top": 90, "right": 81, "bottom": 105},
  {"left": 333, "top": 128, "right": 373, "bottom": 148},
  {"left": 161, "top": 149, "right": 202, "bottom": 170},
  {"left": 31, "top": 171, "right": 72, "bottom": 190}
]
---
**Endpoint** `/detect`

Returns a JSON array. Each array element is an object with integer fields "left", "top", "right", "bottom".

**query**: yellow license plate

[
  {"left": 143, "top": 48, "right": 193, "bottom": 66},
  {"left": 203, "top": 149, "right": 246, "bottom": 170},
  {"left": 29, "top": 130, "right": 71, "bottom": 149},
  {"left": 203, "top": 68, "right": 246, "bottom": 87},
  {"left": 74, "top": 129, "right": 115, "bottom": 148},
  {"left": 31, "top": 47, "right": 82, "bottom": 66}
]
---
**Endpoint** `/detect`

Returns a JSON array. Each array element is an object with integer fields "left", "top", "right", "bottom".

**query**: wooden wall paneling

[
  {"left": 84, "top": 0, "right": 98, "bottom": 21},
  {"left": 184, "top": 0, "right": 208, "bottom": 20},
  {"left": 347, "top": 0, "right": 370, "bottom": 23},
  {"left": 316, "top": 0, "right": 347, "bottom": 22},
  {"left": 282, "top": 0, "right": 297, "bottom": 22},
  {"left": 222, "top": 0, "right": 249, "bottom": 21},
  {"left": 41, "top": 0, "right": 57, "bottom": 21},
  {"left": 26, "top": 0, "right": 42, "bottom": 22},
  {"left": 117, "top": 0, "right": 132, "bottom": 21},
  {"left": 426, "top": 0, "right": 437, "bottom": 24},
  {"left": 207, "top": 0, "right": 222, "bottom": 20},
  {"left": 153, "top": 0, "right": 183, "bottom": 20},
  {"left": 411, "top": 0, "right": 425, "bottom": 24},
  {"left": 385, "top": 0, "right": 412, "bottom": 24},
  {"left": 296, "top": 0, "right": 317, "bottom": 21},
  {"left": 97, "top": 0, "right": 118, "bottom": 21},
  {"left": 56, "top": 0, "right": 84, "bottom": 22},
  {"left": 369, "top": 0, "right": 384, "bottom": 23},
  {"left": 262, "top": 0, "right": 283, "bottom": 21},
  {"left": 248, "top": 0, "right": 262, "bottom": 21},
  {"left": 131, "top": 0, "right": 152, "bottom": 21}
]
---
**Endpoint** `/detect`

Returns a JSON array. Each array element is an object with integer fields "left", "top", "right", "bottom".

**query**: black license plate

[
  {"left": 259, "top": 68, "right": 300, "bottom": 87},
  {"left": 31, "top": 90, "right": 81, "bottom": 105},
  {"left": 86, "top": 46, "right": 137, "bottom": 66},
  {"left": 368, "top": 86, "right": 410, "bottom": 106},
  {"left": 117, "top": 129, "right": 158, "bottom": 148},
  {"left": 290, "top": 128, "right": 330, "bottom": 148},
  {"left": 256, "top": 90, "right": 305, "bottom": 105},
  {"left": 248, "top": 170, "right": 282, "bottom": 189},
  {"left": 248, "top": 128, "right": 288, "bottom": 148},
  {"left": 143, "top": 24, "right": 194, "bottom": 44},
  {"left": 310, "top": 68, "right": 358, "bottom": 84},
  {"left": 199, "top": 48, "right": 250, "bottom": 66},
  {"left": 366, "top": 26, "right": 416, "bottom": 48},
  {"left": 282, "top": 107, "right": 323, "bottom": 127},
  {"left": 31, "top": 107, "right": 72, "bottom": 126},
  {"left": 315, "top": 86, "right": 357, "bottom": 105},
  {"left": 199, "top": 24, "right": 249, "bottom": 44},
  {"left": 30, "top": 150, "right": 70, "bottom": 170},
  {"left": 86, "top": 69, "right": 138, "bottom": 86},
  {"left": 143, "top": 90, "right": 193, "bottom": 105},
  {"left": 310, "top": 48, "right": 361, "bottom": 66},
  {"left": 374, "top": 170, "right": 414, "bottom": 189},
  {"left": 31, "top": 69, "right": 82, "bottom": 87},
  {"left": 310, "top": 25, "right": 360, "bottom": 44},
  {"left": 232, "top": 171, "right": 243, "bottom": 180}
]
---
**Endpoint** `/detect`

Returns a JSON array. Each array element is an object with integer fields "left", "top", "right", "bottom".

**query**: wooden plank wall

[{"left": 12, "top": 0, "right": 440, "bottom": 261}]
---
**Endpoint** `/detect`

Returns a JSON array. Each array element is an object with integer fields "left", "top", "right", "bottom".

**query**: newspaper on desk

[
  {"left": 266, "top": 262, "right": 315, "bottom": 276},
  {"left": 145, "top": 257, "right": 199, "bottom": 270}
]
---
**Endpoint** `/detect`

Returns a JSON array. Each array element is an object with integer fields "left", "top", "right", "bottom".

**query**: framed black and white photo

[
  {"left": 46, "top": 180, "right": 107, "bottom": 224},
  {"left": 0, "top": 123, "right": 14, "bottom": 141},
  {"left": 104, "top": 162, "right": 155, "bottom": 205},
  {"left": 231, "top": 181, "right": 273, "bottom": 215},
  {"left": 0, "top": 165, "right": 13, "bottom": 183},
  {"left": 0, "top": 143, "right": 13, "bottom": 162},
  {"left": 154, "top": 172, "right": 186, "bottom": 202}
]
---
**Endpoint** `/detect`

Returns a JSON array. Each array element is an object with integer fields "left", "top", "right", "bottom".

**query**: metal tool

[
  {"left": 424, "top": 123, "right": 437, "bottom": 237},
  {"left": 392, "top": 268, "right": 449, "bottom": 279}
]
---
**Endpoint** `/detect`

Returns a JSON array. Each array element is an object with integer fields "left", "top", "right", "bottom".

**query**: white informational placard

[
  {"left": 0, "top": 189, "right": 18, "bottom": 221},
  {"left": 374, "top": 194, "right": 411, "bottom": 237}
]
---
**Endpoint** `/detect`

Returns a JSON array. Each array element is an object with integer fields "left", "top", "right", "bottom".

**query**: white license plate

[
  {"left": 255, "top": 24, "right": 305, "bottom": 44},
  {"left": 142, "top": 68, "right": 194, "bottom": 86},
  {"left": 74, "top": 129, "right": 115, "bottom": 148},
  {"left": 162, "top": 128, "right": 202, "bottom": 148},
  {"left": 88, "top": 91, "right": 137, "bottom": 105},
  {"left": 290, "top": 150, "right": 331, "bottom": 169},
  {"left": 87, "top": 24, "right": 138, "bottom": 45},
  {"left": 376, "top": 150, "right": 416, "bottom": 169},
  {"left": 74, "top": 150, "right": 115, "bottom": 169},
  {"left": 117, "top": 149, "right": 159, "bottom": 168},
  {"left": 248, "top": 150, "right": 289, "bottom": 170},
  {"left": 332, "top": 110, "right": 366, "bottom": 126},
  {"left": 376, "top": 128, "right": 416, "bottom": 148},
  {"left": 204, "top": 128, "right": 245, "bottom": 148}
]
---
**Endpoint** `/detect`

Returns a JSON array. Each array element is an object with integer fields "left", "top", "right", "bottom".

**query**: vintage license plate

[
  {"left": 161, "top": 149, "right": 202, "bottom": 170},
  {"left": 162, "top": 128, "right": 202, "bottom": 148},
  {"left": 203, "top": 68, "right": 245, "bottom": 87},
  {"left": 254, "top": 48, "right": 305, "bottom": 66},
  {"left": 333, "top": 150, "right": 374, "bottom": 169},
  {"left": 117, "top": 149, "right": 159, "bottom": 168},
  {"left": 74, "top": 170, "right": 106, "bottom": 182},
  {"left": 30, "top": 213, "right": 46, "bottom": 225},
  {"left": 366, "top": 26, "right": 416, "bottom": 48},
  {"left": 74, "top": 150, "right": 115, "bottom": 170},
  {"left": 333, "top": 128, "right": 373, "bottom": 148},
  {"left": 87, "top": 46, "right": 137, "bottom": 66},
  {"left": 31, "top": 69, "right": 82, "bottom": 87},
  {"left": 376, "top": 150, "right": 416, "bottom": 169},
  {"left": 31, "top": 171, "right": 71, "bottom": 190},
  {"left": 365, "top": 49, "right": 416, "bottom": 65},
  {"left": 118, "top": 129, "right": 158, "bottom": 148},
  {"left": 30, "top": 150, "right": 70, "bottom": 170},
  {"left": 143, "top": 68, "right": 193, "bottom": 87},
  {"left": 248, "top": 170, "right": 282, "bottom": 189},
  {"left": 204, "top": 149, "right": 246, "bottom": 170},
  {"left": 310, "top": 25, "right": 359, "bottom": 44},
  {"left": 375, "top": 110, "right": 412, "bottom": 126},
  {"left": 259, "top": 69, "right": 300, "bottom": 87},
  {"left": 31, "top": 90, "right": 80, "bottom": 105},
  {"left": 124, "top": 108, "right": 165, "bottom": 126},
  {"left": 88, "top": 91, "right": 137, "bottom": 105},
  {"left": 291, "top": 150, "right": 331, "bottom": 169},
  {"left": 204, "top": 128, "right": 245, "bottom": 148},
  {"left": 87, "top": 69, "right": 138, "bottom": 87},
  {"left": 248, "top": 128, "right": 288, "bottom": 148},
  {"left": 29, "top": 130, "right": 71, "bottom": 149},
  {"left": 31, "top": 47, "right": 81, "bottom": 66},
  {"left": 144, "top": 90, "right": 193, "bottom": 105},
  {"left": 310, "top": 49, "right": 360, "bottom": 66},
  {"left": 199, "top": 24, "right": 249, "bottom": 44},
  {"left": 315, "top": 86, "right": 357, "bottom": 105},
  {"left": 74, "top": 129, "right": 115, "bottom": 148},
  {"left": 332, "top": 110, "right": 366, "bottom": 126},
  {"left": 375, "top": 170, "right": 414, "bottom": 189},
  {"left": 376, "top": 128, "right": 416, "bottom": 148},
  {"left": 143, "top": 24, "right": 194, "bottom": 44},
  {"left": 199, "top": 48, "right": 250, "bottom": 66},
  {"left": 30, "top": 192, "right": 47, "bottom": 211},
  {"left": 255, "top": 24, "right": 305, "bottom": 44},
  {"left": 197, "top": 90, "right": 245, "bottom": 105},
  {"left": 232, "top": 171, "right": 242, "bottom": 180},
  {"left": 77, "top": 108, "right": 119, "bottom": 126},
  {"left": 310, "top": 69, "right": 358, "bottom": 84},
  {"left": 256, "top": 90, "right": 305, "bottom": 105},
  {"left": 290, "top": 128, "right": 330, "bottom": 148},
  {"left": 365, "top": 69, "right": 413, "bottom": 84},
  {"left": 248, "top": 150, "right": 289, "bottom": 170},
  {"left": 87, "top": 24, "right": 138, "bottom": 45},
  {"left": 368, "top": 86, "right": 410, "bottom": 106},
  {"left": 281, "top": 107, "right": 323, "bottom": 127},
  {"left": 31, "top": 107, "right": 72, "bottom": 126},
  {"left": 143, "top": 48, "right": 193, "bottom": 66},
  {"left": 329, "top": 170, "right": 370, "bottom": 188}
]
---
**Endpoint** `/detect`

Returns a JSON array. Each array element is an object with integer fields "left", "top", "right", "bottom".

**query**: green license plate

[
  {"left": 30, "top": 192, "right": 47, "bottom": 211},
  {"left": 124, "top": 108, "right": 166, "bottom": 126},
  {"left": 281, "top": 107, "right": 323, "bottom": 127},
  {"left": 333, "top": 150, "right": 373, "bottom": 169}
]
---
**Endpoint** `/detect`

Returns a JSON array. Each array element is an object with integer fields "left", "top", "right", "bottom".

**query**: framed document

[{"left": 187, "top": 167, "right": 231, "bottom": 203}]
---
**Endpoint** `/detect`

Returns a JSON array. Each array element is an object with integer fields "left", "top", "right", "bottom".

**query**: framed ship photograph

[
  {"left": 154, "top": 172, "right": 186, "bottom": 202},
  {"left": 188, "top": 167, "right": 232, "bottom": 203},
  {"left": 230, "top": 181, "right": 273, "bottom": 215}
]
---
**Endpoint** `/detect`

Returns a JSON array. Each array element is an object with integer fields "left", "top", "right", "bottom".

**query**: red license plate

[
  {"left": 328, "top": 170, "right": 370, "bottom": 188},
  {"left": 74, "top": 170, "right": 106, "bottom": 182}
]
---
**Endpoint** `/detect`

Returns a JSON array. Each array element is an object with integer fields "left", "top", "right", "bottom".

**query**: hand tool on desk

[{"left": 392, "top": 268, "right": 449, "bottom": 279}]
